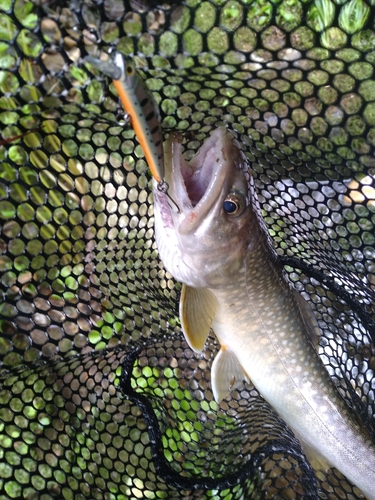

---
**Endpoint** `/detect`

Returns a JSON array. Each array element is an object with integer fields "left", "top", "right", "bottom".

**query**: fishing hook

[{"left": 157, "top": 180, "right": 180, "bottom": 213}]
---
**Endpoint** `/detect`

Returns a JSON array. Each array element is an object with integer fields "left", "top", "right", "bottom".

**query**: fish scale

[
  {"left": 213, "top": 239, "right": 359, "bottom": 435},
  {"left": 153, "top": 127, "right": 375, "bottom": 499}
]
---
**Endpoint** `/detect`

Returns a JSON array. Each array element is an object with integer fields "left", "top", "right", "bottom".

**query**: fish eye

[
  {"left": 223, "top": 200, "right": 237, "bottom": 214},
  {"left": 223, "top": 192, "right": 245, "bottom": 216}
]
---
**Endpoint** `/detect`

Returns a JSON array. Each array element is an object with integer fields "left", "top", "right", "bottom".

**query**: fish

[{"left": 152, "top": 127, "right": 375, "bottom": 499}]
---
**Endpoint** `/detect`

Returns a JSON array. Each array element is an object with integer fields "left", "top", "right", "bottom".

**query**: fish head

[{"left": 153, "top": 128, "right": 261, "bottom": 288}]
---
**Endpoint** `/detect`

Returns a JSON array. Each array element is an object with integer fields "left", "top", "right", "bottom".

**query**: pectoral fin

[
  {"left": 211, "top": 346, "right": 249, "bottom": 402},
  {"left": 293, "top": 289, "right": 321, "bottom": 351},
  {"left": 179, "top": 285, "right": 217, "bottom": 353}
]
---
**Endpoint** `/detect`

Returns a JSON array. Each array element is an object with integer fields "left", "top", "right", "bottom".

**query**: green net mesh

[{"left": 0, "top": 0, "right": 374, "bottom": 498}]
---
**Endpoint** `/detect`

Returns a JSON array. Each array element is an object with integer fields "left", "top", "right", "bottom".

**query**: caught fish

[{"left": 153, "top": 127, "right": 375, "bottom": 499}]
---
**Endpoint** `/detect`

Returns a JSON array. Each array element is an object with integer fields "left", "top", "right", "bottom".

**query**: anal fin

[
  {"left": 211, "top": 345, "right": 249, "bottom": 402},
  {"left": 179, "top": 284, "right": 217, "bottom": 353}
]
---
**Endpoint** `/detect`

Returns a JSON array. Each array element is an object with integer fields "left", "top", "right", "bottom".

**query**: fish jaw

[{"left": 153, "top": 128, "right": 262, "bottom": 288}]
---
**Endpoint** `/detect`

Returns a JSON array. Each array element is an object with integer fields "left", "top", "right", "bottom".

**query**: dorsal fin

[{"left": 179, "top": 284, "right": 217, "bottom": 353}]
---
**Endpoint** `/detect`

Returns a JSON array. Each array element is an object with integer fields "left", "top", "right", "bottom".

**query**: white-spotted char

[{"left": 153, "top": 127, "right": 375, "bottom": 499}]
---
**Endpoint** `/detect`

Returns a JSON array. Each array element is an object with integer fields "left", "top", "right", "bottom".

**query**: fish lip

[{"left": 164, "top": 128, "right": 235, "bottom": 234}]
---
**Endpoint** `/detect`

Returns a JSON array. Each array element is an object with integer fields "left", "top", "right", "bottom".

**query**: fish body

[{"left": 153, "top": 128, "right": 375, "bottom": 499}]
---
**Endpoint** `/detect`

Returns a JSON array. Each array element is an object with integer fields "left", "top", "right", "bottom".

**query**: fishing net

[{"left": 0, "top": 0, "right": 374, "bottom": 498}]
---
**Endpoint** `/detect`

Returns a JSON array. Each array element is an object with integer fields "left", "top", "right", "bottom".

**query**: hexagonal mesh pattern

[{"left": 0, "top": 0, "right": 374, "bottom": 499}]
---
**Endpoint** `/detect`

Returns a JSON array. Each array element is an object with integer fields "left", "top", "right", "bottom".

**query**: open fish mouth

[
  {"left": 179, "top": 135, "right": 222, "bottom": 207},
  {"left": 163, "top": 128, "right": 235, "bottom": 225}
]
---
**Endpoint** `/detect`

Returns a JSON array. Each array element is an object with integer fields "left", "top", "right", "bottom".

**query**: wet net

[{"left": 0, "top": 0, "right": 374, "bottom": 498}]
